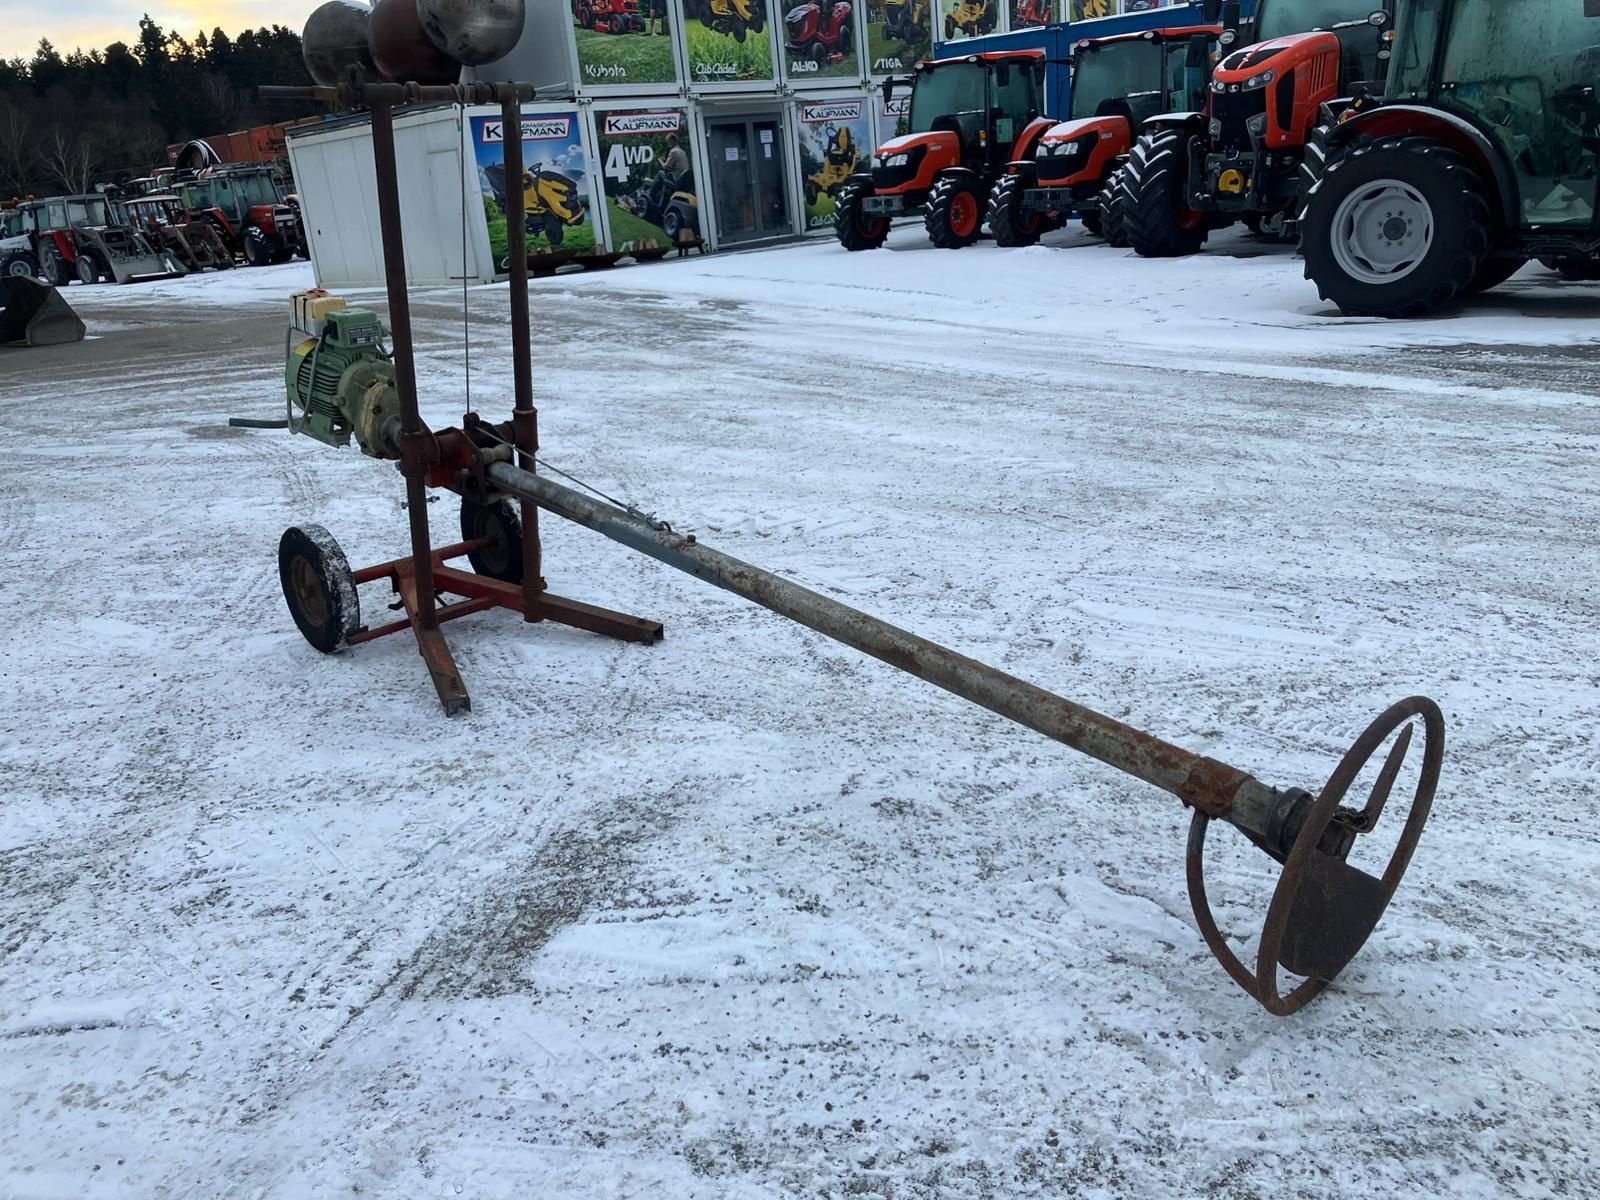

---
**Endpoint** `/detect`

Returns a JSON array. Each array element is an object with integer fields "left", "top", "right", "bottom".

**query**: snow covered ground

[{"left": 1, "top": 228, "right": 1597, "bottom": 1199}]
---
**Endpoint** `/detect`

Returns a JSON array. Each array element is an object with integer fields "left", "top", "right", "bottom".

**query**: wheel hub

[
  {"left": 290, "top": 555, "right": 328, "bottom": 627},
  {"left": 1330, "top": 179, "right": 1435, "bottom": 286}
]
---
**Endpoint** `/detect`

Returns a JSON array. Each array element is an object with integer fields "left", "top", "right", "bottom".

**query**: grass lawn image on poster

[
  {"left": 683, "top": 0, "right": 775, "bottom": 82},
  {"left": 864, "top": 0, "right": 930, "bottom": 75},
  {"left": 1009, "top": 0, "right": 1052, "bottom": 30},
  {"left": 470, "top": 111, "right": 597, "bottom": 269},
  {"left": 936, "top": 0, "right": 996, "bottom": 42},
  {"left": 781, "top": 0, "right": 859, "bottom": 81},
  {"left": 596, "top": 109, "right": 700, "bottom": 251},
  {"left": 797, "top": 98, "right": 871, "bottom": 233},
  {"left": 573, "top": 0, "right": 679, "bottom": 86}
]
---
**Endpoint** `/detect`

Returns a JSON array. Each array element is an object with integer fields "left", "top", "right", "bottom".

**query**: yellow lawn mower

[
  {"left": 805, "top": 125, "right": 862, "bottom": 206},
  {"left": 697, "top": 0, "right": 766, "bottom": 41},
  {"left": 942, "top": 0, "right": 994, "bottom": 41}
]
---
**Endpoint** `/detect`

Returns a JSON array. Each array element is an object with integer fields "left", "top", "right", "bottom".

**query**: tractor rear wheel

[
  {"left": 1124, "top": 130, "right": 1207, "bottom": 258},
  {"left": 3, "top": 252, "right": 38, "bottom": 279},
  {"left": 460, "top": 498, "right": 525, "bottom": 584},
  {"left": 278, "top": 524, "right": 360, "bottom": 653},
  {"left": 1098, "top": 166, "right": 1129, "bottom": 247},
  {"left": 1301, "top": 136, "right": 1491, "bottom": 318},
  {"left": 40, "top": 248, "right": 69, "bottom": 287},
  {"left": 987, "top": 174, "right": 1041, "bottom": 247},
  {"left": 835, "top": 181, "right": 890, "bottom": 251},
  {"left": 925, "top": 175, "right": 983, "bottom": 249}
]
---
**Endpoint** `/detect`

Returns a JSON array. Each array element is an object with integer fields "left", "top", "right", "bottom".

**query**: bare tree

[
  {"left": 38, "top": 125, "right": 99, "bottom": 195},
  {"left": 0, "top": 103, "right": 34, "bottom": 197}
]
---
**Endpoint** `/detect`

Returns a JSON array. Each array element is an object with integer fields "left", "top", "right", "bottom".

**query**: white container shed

[{"left": 286, "top": 105, "right": 494, "bottom": 289}]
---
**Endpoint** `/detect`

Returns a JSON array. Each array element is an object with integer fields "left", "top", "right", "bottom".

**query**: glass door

[{"left": 708, "top": 117, "right": 792, "bottom": 244}]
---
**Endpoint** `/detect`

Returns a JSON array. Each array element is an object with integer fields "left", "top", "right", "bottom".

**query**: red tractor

[
  {"left": 835, "top": 49, "right": 1053, "bottom": 250},
  {"left": 785, "top": 0, "right": 853, "bottom": 65},
  {"left": 987, "top": 22, "right": 1222, "bottom": 247},
  {"left": 577, "top": 0, "right": 645, "bottom": 33},
  {"left": 1301, "top": 0, "right": 1600, "bottom": 316},
  {"left": 1122, "top": 0, "right": 1394, "bottom": 256},
  {"left": 4, "top": 195, "right": 176, "bottom": 285},
  {"left": 177, "top": 165, "right": 304, "bottom": 266}
]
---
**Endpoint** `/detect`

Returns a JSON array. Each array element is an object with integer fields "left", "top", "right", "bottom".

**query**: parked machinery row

[
  {"left": 0, "top": 161, "right": 307, "bottom": 288},
  {"left": 837, "top": 0, "right": 1600, "bottom": 320}
]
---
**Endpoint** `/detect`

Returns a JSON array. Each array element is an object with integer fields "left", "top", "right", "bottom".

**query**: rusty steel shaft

[{"left": 485, "top": 460, "right": 1294, "bottom": 836}]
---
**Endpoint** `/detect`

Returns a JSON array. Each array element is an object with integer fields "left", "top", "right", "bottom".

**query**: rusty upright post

[
  {"left": 370, "top": 97, "right": 469, "bottom": 714},
  {"left": 499, "top": 90, "right": 545, "bottom": 617}
]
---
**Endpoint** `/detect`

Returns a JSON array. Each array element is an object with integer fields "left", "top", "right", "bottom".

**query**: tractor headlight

[
  {"left": 883, "top": 152, "right": 910, "bottom": 167},
  {"left": 1242, "top": 69, "right": 1276, "bottom": 91},
  {"left": 1210, "top": 79, "right": 1226, "bottom": 93}
]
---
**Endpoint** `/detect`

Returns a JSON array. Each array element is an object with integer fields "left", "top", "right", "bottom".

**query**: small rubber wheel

[
  {"left": 460, "top": 498, "right": 525, "bottom": 584},
  {"left": 278, "top": 524, "right": 360, "bottom": 653}
]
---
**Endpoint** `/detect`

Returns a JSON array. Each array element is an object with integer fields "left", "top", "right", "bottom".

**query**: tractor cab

[
  {"left": 1382, "top": 0, "right": 1600, "bottom": 229},
  {"left": 894, "top": 52, "right": 1043, "bottom": 178},
  {"left": 178, "top": 166, "right": 302, "bottom": 266}
]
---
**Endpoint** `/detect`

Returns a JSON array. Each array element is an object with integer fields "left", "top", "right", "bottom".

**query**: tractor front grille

[{"left": 1210, "top": 88, "right": 1267, "bottom": 154}]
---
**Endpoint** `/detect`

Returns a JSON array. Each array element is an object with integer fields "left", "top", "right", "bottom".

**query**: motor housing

[{"left": 285, "top": 298, "right": 400, "bottom": 457}]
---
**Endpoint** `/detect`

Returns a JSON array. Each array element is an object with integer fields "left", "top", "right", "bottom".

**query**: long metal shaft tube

[
  {"left": 486, "top": 461, "right": 1285, "bottom": 827},
  {"left": 369, "top": 102, "right": 437, "bottom": 628}
]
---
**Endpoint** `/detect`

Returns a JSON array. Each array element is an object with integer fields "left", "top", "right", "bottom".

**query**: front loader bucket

[{"left": 0, "top": 277, "right": 86, "bottom": 347}]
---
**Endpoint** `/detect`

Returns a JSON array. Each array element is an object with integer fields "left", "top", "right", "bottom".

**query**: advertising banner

[
  {"left": 573, "top": 0, "right": 679, "bottom": 88},
  {"left": 797, "top": 98, "right": 871, "bottom": 233},
  {"left": 865, "top": 0, "right": 930, "bottom": 75},
  {"left": 1010, "top": 0, "right": 1052, "bottom": 30},
  {"left": 1071, "top": 0, "right": 1175, "bottom": 18},
  {"left": 595, "top": 108, "right": 701, "bottom": 251},
  {"left": 684, "top": 0, "right": 776, "bottom": 83},
  {"left": 470, "top": 110, "right": 597, "bottom": 269},
  {"left": 936, "top": 0, "right": 997, "bottom": 42},
  {"left": 781, "top": 0, "right": 860, "bottom": 82},
  {"left": 877, "top": 82, "right": 910, "bottom": 139}
]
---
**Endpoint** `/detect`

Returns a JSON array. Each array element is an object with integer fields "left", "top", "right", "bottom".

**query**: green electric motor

[{"left": 285, "top": 304, "right": 401, "bottom": 458}]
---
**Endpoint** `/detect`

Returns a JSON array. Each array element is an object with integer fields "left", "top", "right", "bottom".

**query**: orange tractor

[
  {"left": 988, "top": 22, "right": 1223, "bottom": 247},
  {"left": 1121, "top": 0, "right": 1394, "bottom": 255},
  {"left": 834, "top": 49, "right": 1053, "bottom": 250}
]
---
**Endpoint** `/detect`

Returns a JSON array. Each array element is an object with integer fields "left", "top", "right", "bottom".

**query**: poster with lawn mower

[
  {"left": 470, "top": 110, "right": 598, "bottom": 272},
  {"left": 797, "top": 99, "right": 871, "bottom": 233},
  {"left": 595, "top": 109, "right": 700, "bottom": 255},
  {"left": 936, "top": 0, "right": 996, "bottom": 42},
  {"left": 572, "top": 0, "right": 679, "bottom": 88},
  {"left": 1009, "top": 0, "right": 1052, "bottom": 30},
  {"left": 865, "top": 0, "right": 930, "bottom": 76},
  {"left": 684, "top": 0, "right": 775, "bottom": 84},
  {"left": 783, "top": 0, "right": 859, "bottom": 81}
]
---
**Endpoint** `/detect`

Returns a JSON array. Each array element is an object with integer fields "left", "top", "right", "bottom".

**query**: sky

[{"left": 2, "top": 0, "right": 322, "bottom": 60}]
